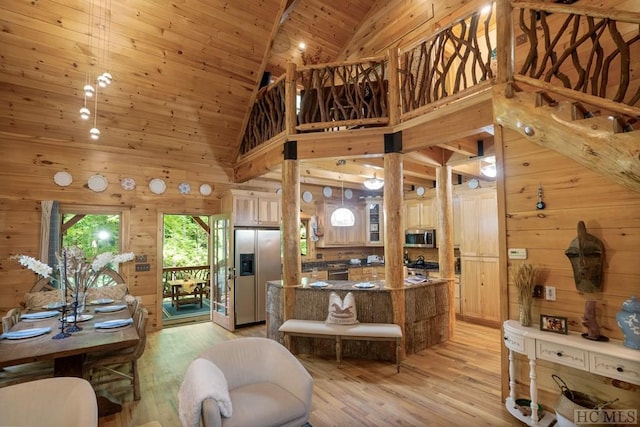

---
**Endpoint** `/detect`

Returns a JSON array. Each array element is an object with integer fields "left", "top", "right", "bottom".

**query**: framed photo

[{"left": 540, "top": 314, "right": 568, "bottom": 334}]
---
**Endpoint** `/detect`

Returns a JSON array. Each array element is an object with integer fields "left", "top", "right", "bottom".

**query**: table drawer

[
  {"left": 504, "top": 333, "right": 525, "bottom": 353},
  {"left": 536, "top": 341, "right": 588, "bottom": 370},
  {"left": 590, "top": 353, "right": 640, "bottom": 386}
]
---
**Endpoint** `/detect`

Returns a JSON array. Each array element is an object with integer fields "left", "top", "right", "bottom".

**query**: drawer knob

[
  {"left": 616, "top": 366, "right": 624, "bottom": 373},
  {"left": 556, "top": 351, "right": 563, "bottom": 357},
  {"left": 504, "top": 336, "right": 508, "bottom": 341}
]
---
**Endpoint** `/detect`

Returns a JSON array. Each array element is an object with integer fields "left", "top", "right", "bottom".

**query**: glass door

[{"left": 210, "top": 214, "right": 234, "bottom": 330}]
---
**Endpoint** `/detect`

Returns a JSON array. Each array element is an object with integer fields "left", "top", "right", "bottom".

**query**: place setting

[
  {"left": 94, "top": 304, "right": 128, "bottom": 313},
  {"left": 94, "top": 318, "right": 134, "bottom": 332},
  {"left": 0, "top": 327, "right": 53, "bottom": 342},
  {"left": 352, "top": 282, "right": 378, "bottom": 289}
]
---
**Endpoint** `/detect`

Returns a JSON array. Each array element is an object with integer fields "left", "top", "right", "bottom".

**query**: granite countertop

[{"left": 267, "top": 278, "right": 447, "bottom": 290}]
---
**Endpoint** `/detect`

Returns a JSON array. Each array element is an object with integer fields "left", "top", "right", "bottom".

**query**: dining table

[{"left": 0, "top": 300, "right": 139, "bottom": 416}]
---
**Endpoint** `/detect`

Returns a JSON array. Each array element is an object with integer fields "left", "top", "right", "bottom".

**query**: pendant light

[
  {"left": 363, "top": 173, "right": 384, "bottom": 190},
  {"left": 330, "top": 178, "right": 355, "bottom": 227}
]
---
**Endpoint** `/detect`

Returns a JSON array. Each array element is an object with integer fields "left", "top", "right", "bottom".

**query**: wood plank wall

[
  {"left": 0, "top": 138, "right": 230, "bottom": 330},
  {"left": 502, "top": 127, "right": 640, "bottom": 412}
]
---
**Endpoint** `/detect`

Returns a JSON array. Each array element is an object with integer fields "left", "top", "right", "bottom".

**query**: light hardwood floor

[{"left": 98, "top": 320, "right": 521, "bottom": 427}]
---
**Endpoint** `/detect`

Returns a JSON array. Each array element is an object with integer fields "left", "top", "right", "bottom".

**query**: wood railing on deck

[
  {"left": 162, "top": 265, "right": 210, "bottom": 284},
  {"left": 513, "top": 1, "right": 640, "bottom": 109},
  {"left": 399, "top": 5, "right": 496, "bottom": 116}
]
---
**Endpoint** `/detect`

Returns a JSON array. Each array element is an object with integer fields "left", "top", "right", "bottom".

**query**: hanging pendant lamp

[{"left": 330, "top": 179, "right": 354, "bottom": 227}]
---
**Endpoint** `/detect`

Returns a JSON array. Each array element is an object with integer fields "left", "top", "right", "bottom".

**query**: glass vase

[{"left": 519, "top": 296, "right": 533, "bottom": 327}]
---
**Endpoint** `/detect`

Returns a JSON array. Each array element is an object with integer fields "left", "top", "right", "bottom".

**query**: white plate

[
  {"left": 2, "top": 327, "right": 51, "bottom": 340},
  {"left": 178, "top": 182, "right": 191, "bottom": 194},
  {"left": 149, "top": 178, "right": 166, "bottom": 195},
  {"left": 88, "top": 175, "right": 108, "bottom": 192},
  {"left": 53, "top": 171, "right": 73, "bottom": 187},
  {"left": 120, "top": 177, "right": 136, "bottom": 191},
  {"left": 94, "top": 304, "right": 127, "bottom": 313},
  {"left": 353, "top": 282, "right": 376, "bottom": 289},
  {"left": 20, "top": 311, "right": 59, "bottom": 320},
  {"left": 89, "top": 298, "right": 114, "bottom": 305},
  {"left": 64, "top": 314, "right": 93, "bottom": 323},
  {"left": 344, "top": 189, "right": 353, "bottom": 200},
  {"left": 310, "top": 282, "right": 329, "bottom": 288},
  {"left": 323, "top": 187, "right": 332, "bottom": 197},
  {"left": 199, "top": 184, "right": 212, "bottom": 196},
  {"left": 302, "top": 191, "right": 313, "bottom": 203},
  {"left": 95, "top": 318, "right": 133, "bottom": 329},
  {"left": 416, "top": 186, "right": 425, "bottom": 196}
]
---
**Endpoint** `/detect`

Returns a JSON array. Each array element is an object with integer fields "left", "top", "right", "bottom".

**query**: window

[{"left": 300, "top": 221, "right": 308, "bottom": 256}]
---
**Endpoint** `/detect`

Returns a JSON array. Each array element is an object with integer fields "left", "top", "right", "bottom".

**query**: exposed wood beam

[
  {"left": 191, "top": 216, "right": 210, "bottom": 234},
  {"left": 280, "top": 0, "right": 301, "bottom": 26}
]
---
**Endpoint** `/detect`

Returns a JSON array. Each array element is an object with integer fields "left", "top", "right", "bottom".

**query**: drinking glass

[
  {"left": 371, "top": 268, "right": 378, "bottom": 282},
  {"left": 311, "top": 267, "right": 318, "bottom": 281}
]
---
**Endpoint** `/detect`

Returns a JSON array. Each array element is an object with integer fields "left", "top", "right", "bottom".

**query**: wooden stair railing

[{"left": 494, "top": 82, "right": 640, "bottom": 193}]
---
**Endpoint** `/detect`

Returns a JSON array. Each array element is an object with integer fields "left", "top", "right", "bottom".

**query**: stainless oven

[{"left": 404, "top": 229, "right": 436, "bottom": 248}]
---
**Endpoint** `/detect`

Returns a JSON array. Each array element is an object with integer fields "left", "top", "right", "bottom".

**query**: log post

[
  {"left": 436, "top": 165, "right": 455, "bottom": 338},
  {"left": 285, "top": 62, "right": 298, "bottom": 136},
  {"left": 282, "top": 142, "right": 300, "bottom": 322},
  {"left": 383, "top": 134, "right": 405, "bottom": 357}
]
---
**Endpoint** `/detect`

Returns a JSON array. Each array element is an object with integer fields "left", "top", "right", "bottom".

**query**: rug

[{"left": 162, "top": 299, "right": 210, "bottom": 320}]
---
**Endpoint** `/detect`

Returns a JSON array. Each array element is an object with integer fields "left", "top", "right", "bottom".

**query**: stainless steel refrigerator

[{"left": 234, "top": 228, "right": 281, "bottom": 327}]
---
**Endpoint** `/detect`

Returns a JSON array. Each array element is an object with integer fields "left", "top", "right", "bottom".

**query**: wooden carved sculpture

[
  {"left": 581, "top": 300, "right": 607, "bottom": 341},
  {"left": 564, "top": 221, "right": 605, "bottom": 293}
]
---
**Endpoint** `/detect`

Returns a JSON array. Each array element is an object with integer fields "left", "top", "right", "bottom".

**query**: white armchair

[
  {"left": 188, "top": 337, "right": 313, "bottom": 427},
  {"left": 0, "top": 377, "right": 98, "bottom": 426}
]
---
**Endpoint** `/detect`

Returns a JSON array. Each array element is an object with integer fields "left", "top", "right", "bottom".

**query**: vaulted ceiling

[{"left": 0, "top": 0, "right": 493, "bottom": 192}]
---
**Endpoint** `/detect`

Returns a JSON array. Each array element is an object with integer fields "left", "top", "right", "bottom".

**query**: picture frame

[{"left": 540, "top": 314, "right": 568, "bottom": 334}]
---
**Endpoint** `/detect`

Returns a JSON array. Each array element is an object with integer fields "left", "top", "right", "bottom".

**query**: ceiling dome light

[
  {"left": 363, "top": 174, "right": 384, "bottom": 190},
  {"left": 83, "top": 84, "right": 95, "bottom": 98},
  {"left": 330, "top": 207, "right": 355, "bottom": 227},
  {"left": 89, "top": 127, "right": 101, "bottom": 140},
  {"left": 79, "top": 107, "right": 91, "bottom": 120}
]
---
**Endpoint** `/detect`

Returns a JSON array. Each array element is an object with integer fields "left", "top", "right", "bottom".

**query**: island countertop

[{"left": 266, "top": 278, "right": 450, "bottom": 359}]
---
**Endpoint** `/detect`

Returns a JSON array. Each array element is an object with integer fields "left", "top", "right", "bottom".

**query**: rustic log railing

[
  {"left": 512, "top": 2, "right": 640, "bottom": 111},
  {"left": 296, "top": 57, "right": 389, "bottom": 132},
  {"left": 162, "top": 265, "right": 210, "bottom": 284},
  {"left": 398, "top": 5, "right": 496, "bottom": 117},
  {"left": 240, "top": 76, "right": 286, "bottom": 155}
]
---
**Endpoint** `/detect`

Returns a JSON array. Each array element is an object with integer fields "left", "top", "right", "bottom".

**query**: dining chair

[
  {"left": 1, "top": 308, "right": 55, "bottom": 388},
  {"left": 0, "top": 377, "right": 98, "bottom": 426},
  {"left": 83, "top": 305, "right": 148, "bottom": 400}
]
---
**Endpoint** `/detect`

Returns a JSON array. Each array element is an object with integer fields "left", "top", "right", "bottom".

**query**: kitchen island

[{"left": 266, "top": 278, "right": 450, "bottom": 363}]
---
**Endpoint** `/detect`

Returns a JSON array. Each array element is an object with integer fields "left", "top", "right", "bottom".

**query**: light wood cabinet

[
  {"left": 316, "top": 202, "right": 365, "bottom": 247},
  {"left": 349, "top": 266, "right": 384, "bottom": 281},
  {"left": 300, "top": 270, "right": 328, "bottom": 281},
  {"left": 459, "top": 189, "right": 498, "bottom": 257},
  {"left": 223, "top": 190, "right": 282, "bottom": 227},
  {"left": 461, "top": 257, "right": 499, "bottom": 323},
  {"left": 403, "top": 198, "right": 436, "bottom": 229}
]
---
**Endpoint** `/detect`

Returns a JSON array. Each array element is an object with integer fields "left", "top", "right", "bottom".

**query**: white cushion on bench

[{"left": 279, "top": 319, "right": 402, "bottom": 338}]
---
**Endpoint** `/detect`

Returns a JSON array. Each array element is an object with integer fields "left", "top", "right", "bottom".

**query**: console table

[{"left": 502, "top": 320, "right": 640, "bottom": 426}]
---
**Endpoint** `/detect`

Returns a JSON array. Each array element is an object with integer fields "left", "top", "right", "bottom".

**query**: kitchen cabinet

[
  {"left": 349, "top": 266, "right": 384, "bottom": 281},
  {"left": 224, "top": 190, "right": 281, "bottom": 227},
  {"left": 461, "top": 257, "right": 499, "bottom": 323},
  {"left": 316, "top": 202, "right": 366, "bottom": 247},
  {"left": 301, "top": 270, "right": 328, "bottom": 281},
  {"left": 403, "top": 198, "right": 436, "bottom": 229},
  {"left": 459, "top": 189, "right": 498, "bottom": 257},
  {"left": 365, "top": 200, "right": 384, "bottom": 246}
]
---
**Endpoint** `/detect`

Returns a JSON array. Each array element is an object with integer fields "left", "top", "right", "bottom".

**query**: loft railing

[
  {"left": 510, "top": 1, "right": 640, "bottom": 117},
  {"left": 162, "top": 265, "right": 210, "bottom": 284},
  {"left": 296, "top": 57, "right": 390, "bottom": 132},
  {"left": 239, "top": 2, "right": 640, "bottom": 155},
  {"left": 398, "top": 4, "right": 496, "bottom": 119}
]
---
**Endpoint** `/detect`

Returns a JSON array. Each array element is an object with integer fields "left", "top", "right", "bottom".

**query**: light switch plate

[{"left": 508, "top": 248, "right": 527, "bottom": 259}]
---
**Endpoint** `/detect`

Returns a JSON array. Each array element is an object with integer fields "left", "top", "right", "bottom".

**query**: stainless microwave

[{"left": 405, "top": 229, "right": 436, "bottom": 248}]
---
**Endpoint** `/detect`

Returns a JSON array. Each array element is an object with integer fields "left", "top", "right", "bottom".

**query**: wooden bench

[{"left": 279, "top": 319, "right": 403, "bottom": 373}]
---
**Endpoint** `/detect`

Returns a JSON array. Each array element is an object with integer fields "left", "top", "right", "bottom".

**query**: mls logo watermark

[{"left": 575, "top": 409, "right": 638, "bottom": 424}]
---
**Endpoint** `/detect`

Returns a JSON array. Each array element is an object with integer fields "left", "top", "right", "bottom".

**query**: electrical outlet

[
  {"left": 545, "top": 286, "right": 556, "bottom": 301},
  {"left": 135, "top": 255, "right": 147, "bottom": 263},
  {"left": 135, "top": 263, "right": 150, "bottom": 272}
]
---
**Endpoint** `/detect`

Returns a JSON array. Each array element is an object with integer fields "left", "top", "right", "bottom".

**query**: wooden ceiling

[{"left": 0, "top": 0, "right": 493, "bottom": 192}]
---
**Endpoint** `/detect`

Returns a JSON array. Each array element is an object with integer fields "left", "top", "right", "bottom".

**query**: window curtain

[{"left": 39, "top": 200, "right": 59, "bottom": 268}]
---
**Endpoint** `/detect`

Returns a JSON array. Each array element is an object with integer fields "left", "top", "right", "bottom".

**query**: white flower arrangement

[{"left": 13, "top": 246, "right": 135, "bottom": 294}]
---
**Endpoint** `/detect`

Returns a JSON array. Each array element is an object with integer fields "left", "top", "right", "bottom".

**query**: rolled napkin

[
  {"left": 94, "top": 304, "right": 127, "bottom": 313},
  {"left": 94, "top": 318, "right": 134, "bottom": 329},
  {"left": 20, "top": 311, "right": 59, "bottom": 320},
  {"left": 1, "top": 327, "right": 52, "bottom": 340}
]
